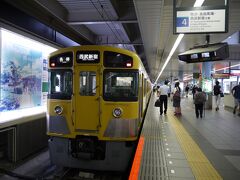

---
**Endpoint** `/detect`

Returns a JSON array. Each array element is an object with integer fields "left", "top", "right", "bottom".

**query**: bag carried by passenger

[
  {"left": 220, "top": 92, "right": 224, "bottom": 97},
  {"left": 173, "top": 90, "right": 181, "bottom": 101},
  {"left": 154, "top": 99, "right": 161, "bottom": 107}
]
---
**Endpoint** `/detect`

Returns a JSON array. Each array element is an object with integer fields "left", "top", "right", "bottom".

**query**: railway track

[
  {"left": 53, "top": 168, "right": 127, "bottom": 180},
  {"left": 0, "top": 166, "right": 127, "bottom": 180}
]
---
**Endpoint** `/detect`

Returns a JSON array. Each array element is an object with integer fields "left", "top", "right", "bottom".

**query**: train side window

[{"left": 79, "top": 71, "right": 96, "bottom": 96}]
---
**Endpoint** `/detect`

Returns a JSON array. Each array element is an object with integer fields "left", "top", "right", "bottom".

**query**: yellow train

[{"left": 47, "top": 45, "right": 151, "bottom": 172}]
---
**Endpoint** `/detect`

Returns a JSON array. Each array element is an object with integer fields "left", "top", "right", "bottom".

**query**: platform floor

[
  {"left": 130, "top": 94, "right": 240, "bottom": 180},
  {"left": 1, "top": 94, "right": 240, "bottom": 180}
]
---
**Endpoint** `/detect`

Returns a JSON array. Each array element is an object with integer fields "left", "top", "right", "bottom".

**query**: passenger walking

[
  {"left": 231, "top": 82, "right": 240, "bottom": 115},
  {"left": 213, "top": 81, "right": 221, "bottom": 111},
  {"left": 156, "top": 85, "right": 160, "bottom": 96},
  {"left": 192, "top": 85, "right": 197, "bottom": 99},
  {"left": 173, "top": 82, "right": 181, "bottom": 116},
  {"left": 185, "top": 85, "right": 189, "bottom": 97},
  {"left": 194, "top": 88, "right": 206, "bottom": 118},
  {"left": 168, "top": 85, "right": 171, "bottom": 98},
  {"left": 158, "top": 81, "right": 169, "bottom": 115}
]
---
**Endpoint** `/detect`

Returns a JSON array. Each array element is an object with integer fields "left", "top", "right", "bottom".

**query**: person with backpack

[
  {"left": 231, "top": 82, "right": 240, "bottom": 115},
  {"left": 194, "top": 87, "right": 206, "bottom": 118},
  {"left": 173, "top": 82, "right": 181, "bottom": 116},
  {"left": 213, "top": 81, "right": 222, "bottom": 111}
]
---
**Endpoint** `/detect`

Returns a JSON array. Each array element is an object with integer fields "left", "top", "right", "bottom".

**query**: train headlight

[
  {"left": 113, "top": 108, "right": 122, "bottom": 118},
  {"left": 54, "top": 105, "right": 63, "bottom": 115}
]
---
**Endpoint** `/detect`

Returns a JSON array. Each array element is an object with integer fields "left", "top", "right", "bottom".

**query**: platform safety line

[
  {"left": 128, "top": 136, "right": 144, "bottom": 180},
  {"left": 168, "top": 114, "right": 223, "bottom": 180}
]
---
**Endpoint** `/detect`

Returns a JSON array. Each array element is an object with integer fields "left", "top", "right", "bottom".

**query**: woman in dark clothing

[
  {"left": 192, "top": 85, "right": 197, "bottom": 99},
  {"left": 194, "top": 87, "right": 206, "bottom": 118},
  {"left": 213, "top": 81, "right": 221, "bottom": 111},
  {"left": 173, "top": 82, "right": 181, "bottom": 116}
]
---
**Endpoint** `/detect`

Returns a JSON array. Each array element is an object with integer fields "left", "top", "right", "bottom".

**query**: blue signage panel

[{"left": 176, "top": 17, "right": 189, "bottom": 27}]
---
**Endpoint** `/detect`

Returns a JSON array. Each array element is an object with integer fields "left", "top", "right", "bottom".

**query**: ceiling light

[
  {"left": 154, "top": 0, "right": 205, "bottom": 84},
  {"left": 154, "top": 34, "right": 184, "bottom": 84},
  {"left": 194, "top": 0, "right": 205, "bottom": 7}
]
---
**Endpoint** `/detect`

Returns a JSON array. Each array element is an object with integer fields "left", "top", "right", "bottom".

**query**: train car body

[{"left": 47, "top": 45, "right": 151, "bottom": 171}]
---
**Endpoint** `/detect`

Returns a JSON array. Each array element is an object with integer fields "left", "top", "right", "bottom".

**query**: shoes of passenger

[
  {"left": 196, "top": 116, "right": 199, "bottom": 118},
  {"left": 160, "top": 113, "right": 163, "bottom": 115},
  {"left": 233, "top": 109, "right": 236, "bottom": 114},
  {"left": 216, "top": 107, "right": 219, "bottom": 111},
  {"left": 164, "top": 111, "right": 167, "bottom": 114},
  {"left": 200, "top": 115, "right": 203, "bottom": 118},
  {"left": 175, "top": 112, "right": 182, "bottom": 116}
]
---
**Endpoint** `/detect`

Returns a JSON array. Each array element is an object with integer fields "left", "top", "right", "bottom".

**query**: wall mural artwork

[{"left": 0, "top": 29, "right": 56, "bottom": 112}]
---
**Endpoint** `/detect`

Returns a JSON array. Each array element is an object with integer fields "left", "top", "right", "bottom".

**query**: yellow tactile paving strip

[{"left": 168, "top": 114, "right": 223, "bottom": 180}]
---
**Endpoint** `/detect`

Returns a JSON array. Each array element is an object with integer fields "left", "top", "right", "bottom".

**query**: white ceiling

[
  {"left": 9, "top": 0, "right": 240, "bottom": 83},
  {"left": 147, "top": 0, "right": 240, "bottom": 82}
]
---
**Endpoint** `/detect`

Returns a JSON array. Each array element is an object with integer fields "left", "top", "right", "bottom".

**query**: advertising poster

[{"left": 0, "top": 29, "right": 56, "bottom": 112}]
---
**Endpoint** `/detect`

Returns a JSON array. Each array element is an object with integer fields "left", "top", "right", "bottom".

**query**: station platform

[
  {"left": 1, "top": 94, "right": 240, "bottom": 180},
  {"left": 130, "top": 94, "right": 240, "bottom": 180}
]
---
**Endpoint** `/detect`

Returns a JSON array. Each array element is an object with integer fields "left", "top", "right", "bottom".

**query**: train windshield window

[
  {"left": 103, "top": 70, "right": 138, "bottom": 101},
  {"left": 104, "top": 51, "right": 133, "bottom": 68},
  {"left": 80, "top": 71, "right": 96, "bottom": 96},
  {"left": 48, "top": 70, "right": 72, "bottom": 100}
]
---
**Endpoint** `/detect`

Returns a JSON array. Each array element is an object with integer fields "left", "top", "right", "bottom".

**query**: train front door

[{"left": 75, "top": 66, "right": 100, "bottom": 131}]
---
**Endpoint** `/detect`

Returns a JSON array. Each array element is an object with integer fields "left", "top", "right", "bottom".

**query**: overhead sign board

[
  {"left": 231, "top": 69, "right": 240, "bottom": 76},
  {"left": 213, "top": 73, "right": 230, "bottom": 79},
  {"left": 174, "top": 6, "right": 228, "bottom": 34},
  {"left": 178, "top": 43, "right": 229, "bottom": 63}
]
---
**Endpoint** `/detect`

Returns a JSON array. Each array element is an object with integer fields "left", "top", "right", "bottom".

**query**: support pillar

[
  {"left": 201, "top": 62, "right": 212, "bottom": 109},
  {"left": 178, "top": 70, "right": 184, "bottom": 96}
]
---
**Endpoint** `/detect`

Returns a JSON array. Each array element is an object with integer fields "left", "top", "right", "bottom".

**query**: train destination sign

[
  {"left": 76, "top": 51, "right": 100, "bottom": 63},
  {"left": 174, "top": 6, "right": 228, "bottom": 34},
  {"left": 50, "top": 52, "right": 73, "bottom": 67}
]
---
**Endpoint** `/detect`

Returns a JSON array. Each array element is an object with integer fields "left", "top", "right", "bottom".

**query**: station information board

[{"left": 173, "top": 6, "right": 228, "bottom": 34}]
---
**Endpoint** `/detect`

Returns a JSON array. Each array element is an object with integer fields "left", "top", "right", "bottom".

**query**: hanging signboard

[
  {"left": 178, "top": 43, "right": 229, "bottom": 63},
  {"left": 212, "top": 73, "right": 230, "bottom": 79},
  {"left": 230, "top": 69, "right": 240, "bottom": 76},
  {"left": 173, "top": 5, "right": 228, "bottom": 34}
]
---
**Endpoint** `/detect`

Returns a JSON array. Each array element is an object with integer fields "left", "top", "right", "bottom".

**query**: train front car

[{"left": 47, "top": 46, "right": 150, "bottom": 172}]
